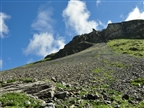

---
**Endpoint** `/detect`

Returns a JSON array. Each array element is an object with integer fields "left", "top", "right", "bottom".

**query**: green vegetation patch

[
  {"left": 0, "top": 92, "right": 41, "bottom": 108},
  {"left": 107, "top": 39, "right": 144, "bottom": 57},
  {"left": 56, "top": 83, "right": 67, "bottom": 89},
  {"left": 25, "top": 57, "right": 51, "bottom": 67},
  {"left": 110, "top": 62, "right": 129, "bottom": 68},
  {"left": 19, "top": 78, "right": 33, "bottom": 83},
  {"left": 6, "top": 79, "right": 17, "bottom": 83},
  {"left": 101, "top": 60, "right": 129, "bottom": 69},
  {"left": 25, "top": 53, "right": 56, "bottom": 67},
  {"left": 131, "top": 77, "right": 144, "bottom": 86},
  {"left": 93, "top": 68, "right": 103, "bottom": 73},
  {"left": 92, "top": 68, "right": 115, "bottom": 85},
  {"left": 0, "top": 78, "right": 34, "bottom": 87}
]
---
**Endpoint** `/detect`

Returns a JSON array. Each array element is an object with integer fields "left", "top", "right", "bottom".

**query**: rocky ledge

[
  {"left": 0, "top": 79, "right": 143, "bottom": 108},
  {"left": 45, "top": 19, "right": 144, "bottom": 60}
]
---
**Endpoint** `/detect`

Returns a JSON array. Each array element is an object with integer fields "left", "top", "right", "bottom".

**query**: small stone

[
  {"left": 41, "top": 102, "right": 55, "bottom": 108},
  {"left": 48, "top": 90, "right": 55, "bottom": 98},
  {"left": 122, "top": 94, "right": 129, "bottom": 100},
  {"left": 69, "top": 99, "right": 76, "bottom": 104},
  {"left": 64, "top": 106, "right": 68, "bottom": 108},
  {"left": 66, "top": 84, "right": 71, "bottom": 87},
  {"left": 47, "top": 103, "right": 55, "bottom": 108},
  {"left": 105, "top": 100, "right": 111, "bottom": 104},
  {"left": 84, "top": 94, "right": 98, "bottom": 100},
  {"left": 61, "top": 81, "right": 66, "bottom": 86},
  {"left": 138, "top": 84, "right": 141, "bottom": 87},
  {"left": 55, "top": 100, "right": 61, "bottom": 105},
  {"left": 51, "top": 77, "right": 56, "bottom": 82},
  {"left": 55, "top": 91, "right": 67, "bottom": 99},
  {"left": 114, "top": 104, "right": 120, "bottom": 108},
  {"left": 70, "top": 105, "right": 75, "bottom": 108},
  {"left": 39, "top": 100, "right": 46, "bottom": 105},
  {"left": 102, "top": 92, "right": 108, "bottom": 100},
  {"left": 28, "top": 94, "right": 38, "bottom": 100},
  {"left": 78, "top": 99, "right": 83, "bottom": 104},
  {"left": 136, "top": 97, "right": 143, "bottom": 101},
  {"left": 128, "top": 100, "right": 135, "bottom": 104},
  {"left": 25, "top": 100, "right": 31, "bottom": 106},
  {"left": 85, "top": 103, "right": 92, "bottom": 108},
  {"left": 33, "top": 78, "right": 38, "bottom": 82},
  {"left": 95, "top": 92, "right": 100, "bottom": 98}
]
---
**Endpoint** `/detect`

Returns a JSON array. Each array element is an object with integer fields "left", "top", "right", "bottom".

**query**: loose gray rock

[
  {"left": 55, "top": 91, "right": 68, "bottom": 99},
  {"left": 122, "top": 94, "right": 129, "bottom": 100},
  {"left": 51, "top": 77, "right": 56, "bottom": 82},
  {"left": 41, "top": 102, "right": 55, "bottom": 108},
  {"left": 83, "top": 94, "right": 99, "bottom": 100}
]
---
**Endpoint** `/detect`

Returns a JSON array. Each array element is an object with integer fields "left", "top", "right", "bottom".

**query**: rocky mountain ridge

[{"left": 45, "top": 19, "right": 144, "bottom": 60}]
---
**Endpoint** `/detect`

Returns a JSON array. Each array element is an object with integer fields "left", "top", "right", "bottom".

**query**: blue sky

[{"left": 0, "top": 0, "right": 144, "bottom": 71}]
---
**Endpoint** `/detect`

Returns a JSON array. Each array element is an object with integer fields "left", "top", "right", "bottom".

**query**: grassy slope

[
  {"left": 108, "top": 39, "right": 144, "bottom": 87},
  {"left": 0, "top": 92, "right": 41, "bottom": 108},
  {"left": 107, "top": 39, "right": 144, "bottom": 57}
]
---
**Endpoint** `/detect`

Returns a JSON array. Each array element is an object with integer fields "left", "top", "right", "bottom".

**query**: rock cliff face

[
  {"left": 45, "top": 19, "right": 144, "bottom": 59},
  {"left": 104, "top": 20, "right": 144, "bottom": 40}
]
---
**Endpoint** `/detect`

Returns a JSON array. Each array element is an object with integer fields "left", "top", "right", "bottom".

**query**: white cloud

[
  {"left": 0, "top": 12, "right": 10, "bottom": 38},
  {"left": 25, "top": 7, "right": 65, "bottom": 57},
  {"left": 125, "top": 6, "right": 144, "bottom": 21},
  {"left": 31, "top": 9, "right": 54, "bottom": 33},
  {"left": 107, "top": 20, "right": 112, "bottom": 24},
  {"left": 24, "top": 32, "right": 65, "bottom": 57},
  {"left": 97, "top": 20, "right": 112, "bottom": 29},
  {"left": 0, "top": 59, "right": 2, "bottom": 69},
  {"left": 96, "top": 0, "right": 101, "bottom": 6},
  {"left": 63, "top": 0, "right": 98, "bottom": 34},
  {"left": 98, "top": 20, "right": 107, "bottom": 28}
]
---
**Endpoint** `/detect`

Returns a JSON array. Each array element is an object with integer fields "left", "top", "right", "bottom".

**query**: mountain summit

[{"left": 45, "top": 20, "right": 144, "bottom": 60}]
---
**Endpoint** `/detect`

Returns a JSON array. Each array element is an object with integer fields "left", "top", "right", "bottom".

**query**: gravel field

[{"left": 0, "top": 43, "right": 144, "bottom": 98}]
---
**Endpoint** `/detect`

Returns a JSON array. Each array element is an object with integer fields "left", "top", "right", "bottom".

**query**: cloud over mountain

[
  {"left": 25, "top": 33, "right": 65, "bottom": 57},
  {"left": 125, "top": 6, "right": 144, "bottom": 21},
  {"left": 24, "top": 7, "right": 65, "bottom": 57},
  {"left": 63, "top": 0, "right": 98, "bottom": 34}
]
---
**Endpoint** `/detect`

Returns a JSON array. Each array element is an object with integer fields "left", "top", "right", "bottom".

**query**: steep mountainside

[
  {"left": 0, "top": 20, "right": 144, "bottom": 108},
  {"left": 45, "top": 20, "right": 144, "bottom": 60}
]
